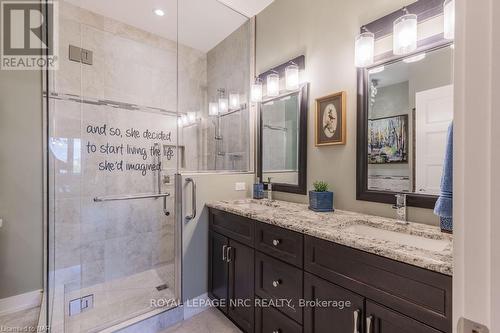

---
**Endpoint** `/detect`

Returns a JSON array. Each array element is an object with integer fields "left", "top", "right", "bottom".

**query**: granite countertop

[{"left": 206, "top": 199, "right": 453, "bottom": 276}]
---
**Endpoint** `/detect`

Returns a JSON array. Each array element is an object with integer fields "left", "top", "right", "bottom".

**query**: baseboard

[
  {"left": 0, "top": 289, "right": 42, "bottom": 316},
  {"left": 183, "top": 293, "right": 210, "bottom": 320}
]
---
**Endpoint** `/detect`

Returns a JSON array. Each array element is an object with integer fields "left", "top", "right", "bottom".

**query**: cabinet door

[
  {"left": 366, "top": 301, "right": 443, "bottom": 333},
  {"left": 304, "top": 272, "right": 364, "bottom": 333},
  {"left": 228, "top": 239, "right": 255, "bottom": 333},
  {"left": 208, "top": 231, "right": 229, "bottom": 313}
]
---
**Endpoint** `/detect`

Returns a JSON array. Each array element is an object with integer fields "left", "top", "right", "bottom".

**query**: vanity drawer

[
  {"left": 210, "top": 209, "right": 255, "bottom": 247},
  {"left": 256, "top": 302, "right": 302, "bottom": 333},
  {"left": 255, "top": 222, "right": 303, "bottom": 267},
  {"left": 255, "top": 252, "right": 303, "bottom": 323},
  {"left": 304, "top": 235, "right": 452, "bottom": 333}
]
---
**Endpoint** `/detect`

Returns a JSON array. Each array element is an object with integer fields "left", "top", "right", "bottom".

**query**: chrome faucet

[
  {"left": 392, "top": 193, "right": 408, "bottom": 224},
  {"left": 266, "top": 177, "right": 273, "bottom": 201}
]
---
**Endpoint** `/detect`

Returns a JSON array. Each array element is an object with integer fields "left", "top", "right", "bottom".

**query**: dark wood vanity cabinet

[
  {"left": 208, "top": 209, "right": 452, "bottom": 333},
  {"left": 208, "top": 231, "right": 229, "bottom": 312},
  {"left": 303, "top": 272, "right": 365, "bottom": 333},
  {"left": 366, "top": 301, "right": 443, "bottom": 333},
  {"left": 228, "top": 239, "right": 255, "bottom": 332},
  {"left": 209, "top": 212, "right": 255, "bottom": 332}
]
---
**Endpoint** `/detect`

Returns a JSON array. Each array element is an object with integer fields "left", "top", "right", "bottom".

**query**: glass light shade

[
  {"left": 209, "top": 102, "right": 219, "bottom": 116},
  {"left": 187, "top": 112, "right": 197, "bottom": 124},
  {"left": 393, "top": 14, "right": 418, "bottom": 55},
  {"left": 285, "top": 64, "right": 299, "bottom": 90},
  {"left": 218, "top": 98, "right": 228, "bottom": 113},
  {"left": 229, "top": 93, "right": 240, "bottom": 109},
  {"left": 354, "top": 32, "right": 375, "bottom": 67},
  {"left": 251, "top": 80, "right": 263, "bottom": 102},
  {"left": 180, "top": 115, "right": 188, "bottom": 127},
  {"left": 444, "top": 0, "right": 455, "bottom": 40},
  {"left": 266, "top": 73, "right": 280, "bottom": 97}
]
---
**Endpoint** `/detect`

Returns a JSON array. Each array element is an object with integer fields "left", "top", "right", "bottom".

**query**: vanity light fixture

[
  {"left": 403, "top": 52, "right": 426, "bottom": 63},
  {"left": 393, "top": 9, "right": 418, "bottom": 55},
  {"left": 209, "top": 102, "right": 219, "bottom": 116},
  {"left": 217, "top": 88, "right": 228, "bottom": 113},
  {"left": 354, "top": 29, "right": 375, "bottom": 68},
  {"left": 180, "top": 114, "right": 189, "bottom": 127},
  {"left": 443, "top": 0, "right": 455, "bottom": 40},
  {"left": 285, "top": 62, "right": 299, "bottom": 90},
  {"left": 218, "top": 97, "right": 228, "bottom": 113},
  {"left": 368, "top": 65, "right": 385, "bottom": 74},
  {"left": 187, "top": 112, "right": 197, "bottom": 125},
  {"left": 153, "top": 9, "right": 165, "bottom": 17},
  {"left": 266, "top": 71, "right": 280, "bottom": 97},
  {"left": 251, "top": 78, "right": 263, "bottom": 102},
  {"left": 229, "top": 93, "right": 240, "bottom": 109}
]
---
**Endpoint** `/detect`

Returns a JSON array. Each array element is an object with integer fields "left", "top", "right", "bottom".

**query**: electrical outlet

[
  {"left": 458, "top": 317, "right": 489, "bottom": 333},
  {"left": 235, "top": 182, "right": 246, "bottom": 191}
]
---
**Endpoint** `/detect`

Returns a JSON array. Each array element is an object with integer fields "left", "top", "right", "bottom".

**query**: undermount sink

[{"left": 343, "top": 224, "right": 449, "bottom": 252}]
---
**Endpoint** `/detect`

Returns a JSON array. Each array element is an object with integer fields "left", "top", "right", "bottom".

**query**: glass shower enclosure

[
  {"left": 44, "top": 0, "right": 252, "bottom": 332},
  {"left": 46, "top": 1, "right": 180, "bottom": 332}
]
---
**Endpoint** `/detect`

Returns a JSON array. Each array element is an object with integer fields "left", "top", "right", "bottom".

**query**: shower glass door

[{"left": 47, "top": 1, "right": 180, "bottom": 332}]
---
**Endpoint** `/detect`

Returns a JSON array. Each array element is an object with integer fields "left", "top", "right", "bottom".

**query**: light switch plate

[
  {"left": 458, "top": 317, "right": 489, "bottom": 333},
  {"left": 235, "top": 182, "right": 246, "bottom": 191}
]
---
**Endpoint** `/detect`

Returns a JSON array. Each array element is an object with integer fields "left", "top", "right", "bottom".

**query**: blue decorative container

[
  {"left": 253, "top": 183, "right": 264, "bottom": 199},
  {"left": 440, "top": 216, "right": 453, "bottom": 233},
  {"left": 309, "top": 191, "right": 334, "bottom": 212}
]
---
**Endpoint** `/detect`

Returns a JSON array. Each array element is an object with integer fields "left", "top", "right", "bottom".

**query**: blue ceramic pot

[
  {"left": 440, "top": 216, "right": 453, "bottom": 233},
  {"left": 309, "top": 191, "right": 334, "bottom": 212}
]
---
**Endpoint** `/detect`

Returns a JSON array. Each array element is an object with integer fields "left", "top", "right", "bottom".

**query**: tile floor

[
  {"left": 161, "top": 308, "right": 241, "bottom": 333},
  {"left": 0, "top": 306, "right": 40, "bottom": 332}
]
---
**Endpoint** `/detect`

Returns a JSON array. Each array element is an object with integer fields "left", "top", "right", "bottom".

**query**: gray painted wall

[
  {"left": 256, "top": 0, "right": 439, "bottom": 225},
  {"left": 182, "top": 173, "right": 253, "bottom": 301},
  {"left": 0, "top": 69, "right": 44, "bottom": 298}
]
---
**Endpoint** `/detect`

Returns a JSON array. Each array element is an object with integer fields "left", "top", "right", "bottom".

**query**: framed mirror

[
  {"left": 356, "top": 3, "right": 454, "bottom": 208},
  {"left": 257, "top": 84, "right": 308, "bottom": 194}
]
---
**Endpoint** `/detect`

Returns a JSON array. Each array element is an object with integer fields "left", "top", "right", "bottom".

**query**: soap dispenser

[{"left": 253, "top": 177, "right": 264, "bottom": 199}]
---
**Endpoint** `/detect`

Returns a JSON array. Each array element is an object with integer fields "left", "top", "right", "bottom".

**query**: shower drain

[{"left": 156, "top": 283, "right": 168, "bottom": 291}]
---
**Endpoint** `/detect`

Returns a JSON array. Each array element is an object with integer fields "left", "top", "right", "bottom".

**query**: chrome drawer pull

[
  {"left": 226, "top": 247, "right": 232, "bottom": 263},
  {"left": 366, "top": 316, "right": 373, "bottom": 333},
  {"left": 272, "top": 330, "right": 281, "bottom": 333},
  {"left": 272, "top": 280, "right": 281, "bottom": 287},
  {"left": 222, "top": 245, "right": 227, "bottom": 261},
  {"left": 353, "top": 309, "right": 360, "bottom": 333},
  {"left": 272, "top": 239, "right": 281, "bottom": 246}
]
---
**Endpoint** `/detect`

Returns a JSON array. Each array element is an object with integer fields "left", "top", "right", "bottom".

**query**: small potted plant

[{"left": 309, "top": 181, "right": 334, "bottom": 212}]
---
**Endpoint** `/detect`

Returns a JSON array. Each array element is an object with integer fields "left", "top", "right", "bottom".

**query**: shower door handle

[{"left": 185, "top": 178, "right": 196, "bottom": 222}]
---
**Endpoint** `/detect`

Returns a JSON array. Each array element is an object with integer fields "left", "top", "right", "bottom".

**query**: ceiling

[
  {"left": 217, "top": 0, "right": 274, "bottom": 18},
  {"left": 65, "top": 0, "right": 273, "bottom": 52}
]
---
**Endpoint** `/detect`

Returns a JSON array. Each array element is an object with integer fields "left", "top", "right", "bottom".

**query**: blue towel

[{"left": 434, "top": 123, "right": 453, "bottom": 219}]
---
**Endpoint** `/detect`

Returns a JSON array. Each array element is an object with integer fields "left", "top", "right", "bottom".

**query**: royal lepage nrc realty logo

[{"left": 1, "top": 0, "right": 58, "bottom": 70}]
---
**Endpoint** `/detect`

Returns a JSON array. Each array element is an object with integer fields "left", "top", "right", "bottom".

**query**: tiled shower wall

[
  {"left": 204, "top": 21, "right": 252, "bottom": 171},
  {"left": 51, "top": 1, "right": 206, "bottom": 291}
]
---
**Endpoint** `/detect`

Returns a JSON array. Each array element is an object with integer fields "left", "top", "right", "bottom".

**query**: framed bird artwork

[{"left": 315, "top": 91, "right": 346, "bottom": 146}]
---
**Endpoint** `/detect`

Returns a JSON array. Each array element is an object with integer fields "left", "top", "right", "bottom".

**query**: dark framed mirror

[
  {"left": 356, "top": 0, "right": 454, "bottom": 208},
  {"left": 257, "top": 84, "right": 309, "bottom": 194}
]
